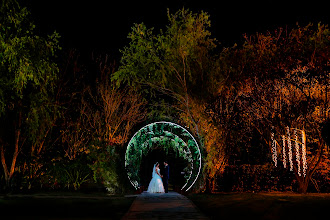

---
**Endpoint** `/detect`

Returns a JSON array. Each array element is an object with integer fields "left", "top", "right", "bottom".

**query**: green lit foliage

[
  {"left": 0, "top": 0, "right": 60, "bottom": 188},
  {"left": 113, "top": 8, "right": 216, "bottom": 99},
  {"left": 43, "top": 157, "right": 91, "bottom": 191},
  {"left": 88, "top": 141, "right": 121, "bottom": 194},
  {"left": 125, "top": 122, "right": 201, "bottom": 191},
  {"left": 0, "top": 0, "right": 60, "bottom": 107}
]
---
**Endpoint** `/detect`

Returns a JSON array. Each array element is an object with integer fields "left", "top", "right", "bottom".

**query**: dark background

[{"left": 25, "top": 0, "right": 329, "bottom": 60}]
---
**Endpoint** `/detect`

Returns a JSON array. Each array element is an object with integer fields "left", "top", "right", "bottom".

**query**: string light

[
  {"left": 302, "top": 130, "right": 307, "bottom": 177},
  {"left": 271, "top": 132, "right": 277, "bottom": 167},
  {"left": 294, "top": 129, "right": 301, "bottom": 176},
  {"left": 282, "top": 135, "right": 287, "bottom": 168},
  {"left": 287, "top": 126, "right": 293, "bottom": 171},
  {"left": 125, "top": 121, "right": 202, "bottom": 191},
  {"left": 272, "top": 127, "right": 308, "bottom": 178}
]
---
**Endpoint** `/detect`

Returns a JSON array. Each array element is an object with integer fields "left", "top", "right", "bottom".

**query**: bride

[{"left": 147, "top": 162, "right": 165, "bottom": 193}]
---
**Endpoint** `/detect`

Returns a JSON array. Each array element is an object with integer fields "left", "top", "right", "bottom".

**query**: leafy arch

[{"left": 125, "top": 121, "right": 201, "bottom": 191}]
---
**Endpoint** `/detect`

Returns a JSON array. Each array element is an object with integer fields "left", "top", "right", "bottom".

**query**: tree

[
  {"left": 79, "top": 55, "right": 146, "bottom": 193},
  {"left": 113, "top": 8, "right": 216, "bottom": 97},
  {"left": 113, "top": 8, "right": 225, "bottom": 191},
  {"left": 213, "top": 23, "right": 329, "bottom": 193},
  {"left": 113, "top": 9, "right": 216, "bottom": 125},
  {"left": 179, "top": 98, "right": 227, "bottom": 192},
  {"left": 0, "top": 0, "right": 60, "bottom": 188}
]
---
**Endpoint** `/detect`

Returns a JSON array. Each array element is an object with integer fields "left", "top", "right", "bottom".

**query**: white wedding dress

[{"left": 147, "top": 165, "right": 165, "bottom": 193}]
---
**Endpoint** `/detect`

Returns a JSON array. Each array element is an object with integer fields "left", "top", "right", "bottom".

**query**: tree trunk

[
  {"left": 0, "top": 109, "right": 22, "bottom": 188},
  {"left": 10, "top": 125, "right": 20, "bottom": 178},
  {"left": 297, "top": 177, "right": 309, "bottom": 193},
  {"left": 0, "top": 140, "right": 19, "bottom": 188},
  {"left": 0, "top": 145, "right": 9, "bottom": 185},
  {"left": 296, "top": 139, "right": 324, "bottom": 193}
]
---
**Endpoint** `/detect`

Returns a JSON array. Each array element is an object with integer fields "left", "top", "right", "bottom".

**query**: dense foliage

[
  {"left": 0, "top": 1, "right": 329, "bottom": 194},
  {"left": 0, "top": 0, "right": 60, "bottom": 189},
  {"left": 212, "top": 24, "right": 330, "bottom": 193}
]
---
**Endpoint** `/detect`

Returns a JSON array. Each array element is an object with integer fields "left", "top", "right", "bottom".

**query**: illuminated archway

[{"left": 125, "top": 121, "right": 201, "bottom": 192}]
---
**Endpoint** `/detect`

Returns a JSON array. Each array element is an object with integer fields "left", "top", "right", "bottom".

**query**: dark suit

[{"left": 163, "top": 165, "right": 169, "bottom": 193}]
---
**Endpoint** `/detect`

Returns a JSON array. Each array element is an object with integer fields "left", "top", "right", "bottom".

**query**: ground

[
  {"left": 2, "top": 191, "right": 330, "bottom": 219},
  {"left": 123, "top": 191, "right": 208, "bottom": 219},
  {"left": 0, "top": 192, "right": 135, "bottom": 220},
  {"left": 188, "top": 192, "right": 330, "bottom": 220}
]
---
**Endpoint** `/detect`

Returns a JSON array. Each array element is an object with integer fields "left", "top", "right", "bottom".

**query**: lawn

[
  {"left": 0, "top": 192, "right": 136, "bottom": 220},
  {"left": 188, "top": 192, "right": 330, "bottom": 220}
]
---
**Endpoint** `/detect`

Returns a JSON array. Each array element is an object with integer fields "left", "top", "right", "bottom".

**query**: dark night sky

[{"left": 25, "top": 0, "right": 329, "bottom": 59}]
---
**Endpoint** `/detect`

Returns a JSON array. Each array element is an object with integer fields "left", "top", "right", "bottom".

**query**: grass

[
  {"left": 188, "top": 192, "right": 330, "bottom": 220},
  {"left": 0, "top": 192, "right": 136, "bottom": 220}
]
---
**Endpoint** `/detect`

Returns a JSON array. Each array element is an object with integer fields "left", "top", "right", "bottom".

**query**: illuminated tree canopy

[{"left": 125, "top": 121, "right": 201, "bottom": 191}]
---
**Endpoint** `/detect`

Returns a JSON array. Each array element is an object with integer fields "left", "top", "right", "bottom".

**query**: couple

[{"left": 147, "top": 161, "right": 169, "bottom": 193}]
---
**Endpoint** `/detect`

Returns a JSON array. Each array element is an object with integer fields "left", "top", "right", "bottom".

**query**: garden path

[{"left": 122, "top": 191, "right": 208, "bottom": 219}]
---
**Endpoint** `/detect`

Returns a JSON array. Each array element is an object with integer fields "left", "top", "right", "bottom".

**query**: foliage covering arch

[{"left": 125, "top": 121, "right": 201, "bottom": 191}]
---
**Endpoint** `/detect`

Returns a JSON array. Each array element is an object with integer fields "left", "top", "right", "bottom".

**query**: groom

[{"left": 163, "top": 161, "right": 169, "bottom": 193}]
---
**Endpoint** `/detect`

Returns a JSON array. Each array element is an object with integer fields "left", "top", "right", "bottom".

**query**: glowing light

[
  {"left": 294, "top": 129, "right": 301, "bottom": 176},
  {"left": 271, "top": 132, "right": 277, "bottom": 167},
  {"left": 287, "top": 126, "right": 293, "bottom": 171},
  {"left": 272, "top": 127, "right": 308, "bottom": 178},
  {"left": 125, "top": 121, "right": 202, "bottom": 192},
  {"left": 302, "top": 130, "right": 307, "bottom": 177},
  {"left": 282, "top": 135, "right": 287, "bottom": 168}
]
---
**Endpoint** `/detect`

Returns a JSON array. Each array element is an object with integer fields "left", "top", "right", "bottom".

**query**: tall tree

[
  {"left": 80, "top": 55, "right": 146, "bottom": 193},
  {"left": 113, "top": 9, "right": 216, "bottom": 117},
  {"left": 0, "top": 0, "right": 60, "bottom": 188},
  {"left": 214, "top": 23, "right": 329, "bottom": 193},
  {"left": 113, "top": 8, "right": 225, "bottom": 191}
]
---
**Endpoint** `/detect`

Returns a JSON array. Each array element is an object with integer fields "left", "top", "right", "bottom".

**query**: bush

[
  {"left": 88, "top": 143, "right": 129, "bottom": 194},
  {"left": 217, "top": 164, "right": 295, "bottom": 192},
  {"left": 43, "top": 156, "right": 92, "bottom": 191}
]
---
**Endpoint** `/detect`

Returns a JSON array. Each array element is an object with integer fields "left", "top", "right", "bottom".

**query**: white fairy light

[
  {"left": 272, "top": 127, "right": 308, "bottom": 179},
  {"left": 271, "top": 132, "right": 277, "bottom": 167},
  {"left": 302, "top": 130, "right": 307, "bottom": 177},
  {"left": 282, "top": 135, "right": 287, "bottom": 168},
  {"left": 294, "top": 129, "right": 301, "bottom": 176},
  {"left": 287, "top": 126, "right": 293, "bottom": 171}
]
